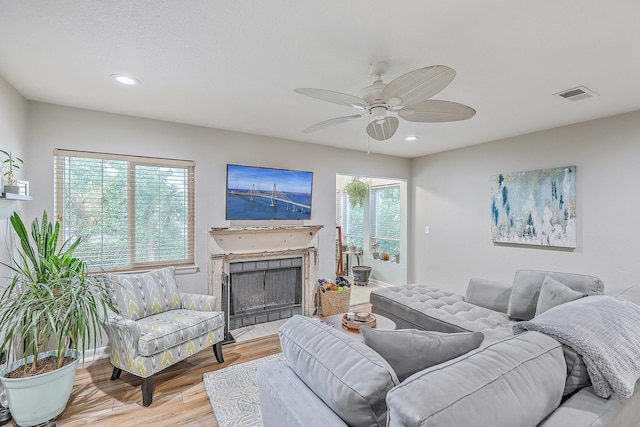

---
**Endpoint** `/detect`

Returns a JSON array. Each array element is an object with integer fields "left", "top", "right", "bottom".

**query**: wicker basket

[{"left": 318, "top": 286, "right": 351, "bottom": 316}]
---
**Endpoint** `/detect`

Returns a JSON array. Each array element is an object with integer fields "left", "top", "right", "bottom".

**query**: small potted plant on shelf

[
  {"left": 0, "top": 210, "right": 119, "bottom": 426},
  {"left": 370, "top": 240, "right": 381, "bottom": 259},
  {"left": 0, "top": 150, "right": 24, "bottom": 194}
]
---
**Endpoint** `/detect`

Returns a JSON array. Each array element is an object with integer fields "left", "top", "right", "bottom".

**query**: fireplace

[
  {"left": 208, "top": 225, "right": 323, "bottom": 339},
  {"left": 225, "top": 257, "right": 303, "bottom": 329}
]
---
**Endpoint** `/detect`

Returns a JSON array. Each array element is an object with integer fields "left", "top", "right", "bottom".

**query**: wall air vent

[{"left": 554, "top": 86, "right": 598, "bottom": 101}]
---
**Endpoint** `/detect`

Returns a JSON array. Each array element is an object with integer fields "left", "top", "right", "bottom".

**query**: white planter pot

[{"left": 0, "top": 349, "right": 80, "bottom": 426}]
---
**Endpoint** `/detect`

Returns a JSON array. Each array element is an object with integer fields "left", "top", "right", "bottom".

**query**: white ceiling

[{"left": 1, "top": 1, "right": 639, "bottom": 158}]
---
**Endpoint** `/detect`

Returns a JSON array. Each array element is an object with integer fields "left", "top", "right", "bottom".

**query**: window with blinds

[
  {"left": 54, "top": 149, "right": 195, "bottom": 272},
  {"left": 335, "top": 190, "right": 364, "bottom": 250},
  {"left": 371, "top": 185, "right": 400, "bottom": 256}
]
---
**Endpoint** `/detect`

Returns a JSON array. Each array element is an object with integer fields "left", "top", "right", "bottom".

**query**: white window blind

[
  {"left": 371, "top": 185, "right": 400, "bottom": 255},
  {"left": 336, "top": 190, "right": 364, "bottom": 249},
  {"left": 54, "top": 149, "right": 195, "bottom": 272}
]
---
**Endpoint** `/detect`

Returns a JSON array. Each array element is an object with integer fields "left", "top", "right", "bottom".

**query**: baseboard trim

[
  {"left": 368, "top": 278, "right": 391, "bottom": 287},
  {"left": 81, "top": 346, "right": 111, "bottom": 364}
]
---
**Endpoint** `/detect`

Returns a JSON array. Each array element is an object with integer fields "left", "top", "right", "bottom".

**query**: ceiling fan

[{"left": 294, "top": 61, "right": 476, "bottom": 141}]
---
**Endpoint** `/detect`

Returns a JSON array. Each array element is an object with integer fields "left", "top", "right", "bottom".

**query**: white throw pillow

[{"left": 535, "top": 276, "right": 587, "bottom": 316}]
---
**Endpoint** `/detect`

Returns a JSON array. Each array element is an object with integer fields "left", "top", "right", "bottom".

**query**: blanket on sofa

[{"left": 513, "top": 295, "right": 640, "bottom": 398}]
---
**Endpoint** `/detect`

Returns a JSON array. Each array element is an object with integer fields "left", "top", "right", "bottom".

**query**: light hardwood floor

[
  {"left": 10, "top": 302, "right": 373, "bottom": 427},
  {"left": 8, "top": 335, "right": 281, "bottom": 427}
]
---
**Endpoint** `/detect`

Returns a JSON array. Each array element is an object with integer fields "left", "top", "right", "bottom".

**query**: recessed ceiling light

[
  {"left": 404, "top": 136, "right": 417, "bottom": 142},
  {"left": 112, "top": 74, "right": 140, "bottom": 86}
]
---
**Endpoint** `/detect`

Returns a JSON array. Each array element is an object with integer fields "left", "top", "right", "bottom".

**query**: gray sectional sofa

[{"left": 256, "top": 271, "right": 640, "bottom": 426}]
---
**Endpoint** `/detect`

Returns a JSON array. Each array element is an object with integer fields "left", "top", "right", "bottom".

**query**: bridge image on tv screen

[{"left": 226, "top": 164, "right": 313, "bottom": 220}]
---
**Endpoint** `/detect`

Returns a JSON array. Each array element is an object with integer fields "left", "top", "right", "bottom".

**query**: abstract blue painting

[{"left": 491, "top": 166, "right": 576, "bottom": 248}]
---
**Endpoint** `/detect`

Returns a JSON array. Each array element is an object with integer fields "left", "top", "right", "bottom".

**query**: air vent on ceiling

[{"left": 554, "top": 86, "right": 598, "bottom": 102}]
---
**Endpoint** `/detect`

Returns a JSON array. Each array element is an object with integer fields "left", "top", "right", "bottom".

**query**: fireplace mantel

[
  {"left": 208, "top": 225, "right": 324, "bottom": 317},
  {"left": 209, "top": 225, "right": 323, "bottom": 255}
]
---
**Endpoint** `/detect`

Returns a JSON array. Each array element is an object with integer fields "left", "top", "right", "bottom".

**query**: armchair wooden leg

[
  {"left": 110, "top": 367, "right": 122, "bottom": 381},
  {"left": 213, "top": 342, "right": 224, "bottom": 363},
  {"left": 141, "top": 376, "right": 154, "bottom": 407}
]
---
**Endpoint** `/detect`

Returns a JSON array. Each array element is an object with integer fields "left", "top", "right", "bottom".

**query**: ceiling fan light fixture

[
  {"left": 366, "top": 116, "right": 399, "bottom": 141},
  {"left": 370, "top": 105, "right": 387, "bottom": 121}
]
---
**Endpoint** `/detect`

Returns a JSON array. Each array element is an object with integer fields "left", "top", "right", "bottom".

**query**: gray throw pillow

[
  {"left": 507, "top": 270, "right": 603, "bottom": 320},
  {"left": 535, "top": 276, "right": 587, "bottom": 316},
  {"left": 360, "top": 327, "right": 484, "bottom": 382}
]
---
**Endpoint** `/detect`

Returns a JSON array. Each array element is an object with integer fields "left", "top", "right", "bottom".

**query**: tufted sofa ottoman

[
  {"left": 370, "top": 270, "right": 604, "bottom": 345},
  {"left": 370, "top": 283, "right": 515, "bottom": 343}
]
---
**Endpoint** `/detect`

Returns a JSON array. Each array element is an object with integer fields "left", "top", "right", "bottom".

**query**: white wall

[
  {"left": 410, "top": 109, "right": 640, "bottom": 295},
  {"left": 25, "top": 102, "right": 411, "bottom": 294},
  {"left": 0, "top": 76, "right": 28, "bottom": 284}
]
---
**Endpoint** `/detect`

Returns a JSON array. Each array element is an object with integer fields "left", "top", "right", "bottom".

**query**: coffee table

[{"left": 321, "top": 312, "right": 396, "bottom": 339}]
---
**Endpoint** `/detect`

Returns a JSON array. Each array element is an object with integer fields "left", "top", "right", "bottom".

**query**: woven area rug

[{"left": 204, "top": 352, "right": 286, "bottom": 427}]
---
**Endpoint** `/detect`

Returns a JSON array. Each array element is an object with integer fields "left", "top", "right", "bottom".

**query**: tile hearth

[{"left": 230, "top": 281, "right": 383, "bottom": 342}]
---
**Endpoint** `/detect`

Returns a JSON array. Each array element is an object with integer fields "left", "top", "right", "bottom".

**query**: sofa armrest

[
  {"left": 102, "top": 311, "right": 142, "bottom": 357},
  {"left": 180, "top": 292, "right": 217, "bottom": 312},
  {"left": 608, "top": 284, "right": 640, "bottom": 306},
  {"left": 257, "top": 360, "right": 348, "bottom": 427},
  {"left": 386, "top": 332, "right": 565, "bottom": 427},
  {"left": 539, "top": 383, "right": 640, "bottom": 427},
  {"left": 465, "top": 278, "right": 512, "bottom": 313}
]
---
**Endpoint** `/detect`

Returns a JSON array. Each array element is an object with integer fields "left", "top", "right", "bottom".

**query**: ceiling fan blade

[
  {"left": 302, "top": 114, "right": 364, "bottom": 133},
  {"left": 383, "top": 65, "right": 456, "bottom": 107},
  {"left": 294, "top": 88, "right": 368, "bottom": 110},
  {"left": 366, "top": 117, "right": 399, "bottom": 141},
  {"left": 398, "top": 100, "right": 476, "bottom": 122}
]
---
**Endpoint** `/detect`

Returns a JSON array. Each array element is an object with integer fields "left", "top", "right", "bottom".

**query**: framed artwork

[
  {"left": 226, "top": 164, "right": 313, "bottom": 220},
  {"left": 491, "top": 166, "right": 576, "bottom": 248}
]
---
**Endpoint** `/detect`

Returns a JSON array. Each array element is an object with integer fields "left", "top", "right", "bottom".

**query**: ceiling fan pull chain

[{"left": 367, "top": 115, "right": 371, "bottom": 154}]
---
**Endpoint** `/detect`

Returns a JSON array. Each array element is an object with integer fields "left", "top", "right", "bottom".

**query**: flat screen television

[{"left": 226, "top": 164, "right": 313, "bottom": 220}]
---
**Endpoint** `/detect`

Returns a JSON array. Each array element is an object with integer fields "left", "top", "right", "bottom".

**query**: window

[
  {"left": 336, "top": 190, "right": 364, "bottom": 250},
  {"left": 54, "top": 149, "right": 195, "bottom": 272},
  {"left": 371, "top": 185, "right": 400, "bottom": 256}
]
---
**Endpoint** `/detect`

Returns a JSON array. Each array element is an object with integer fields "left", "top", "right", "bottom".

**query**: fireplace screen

[{"left": 224, "top": 257, "right": 303, "bottom": 330}]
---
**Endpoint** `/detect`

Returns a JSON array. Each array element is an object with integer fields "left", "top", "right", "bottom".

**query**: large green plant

[{"left": 0, "top": 211, "right": 118, "bottom": 375}]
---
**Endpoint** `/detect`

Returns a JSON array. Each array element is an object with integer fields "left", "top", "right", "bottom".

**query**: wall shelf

[{"left": 0, "top": 193, "right": 32, "bottom": 201}]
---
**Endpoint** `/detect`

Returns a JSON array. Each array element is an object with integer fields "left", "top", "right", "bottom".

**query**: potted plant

[
  {"left": 370, "top": 240, "right": 381, "bottom": 259},
  {"left": 343, "top": 177, "right": 369, "bottom": 208},
  {"left": 0, "top": 150, "right": 24, "bottom": 194},
  {"left": 0, "top": 211, "right": 118, "bottom": 426}
]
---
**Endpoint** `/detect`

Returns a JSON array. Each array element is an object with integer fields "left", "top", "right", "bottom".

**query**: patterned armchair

[{"left": 102, "top": 267, "right": 225, "bottom": 406}]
